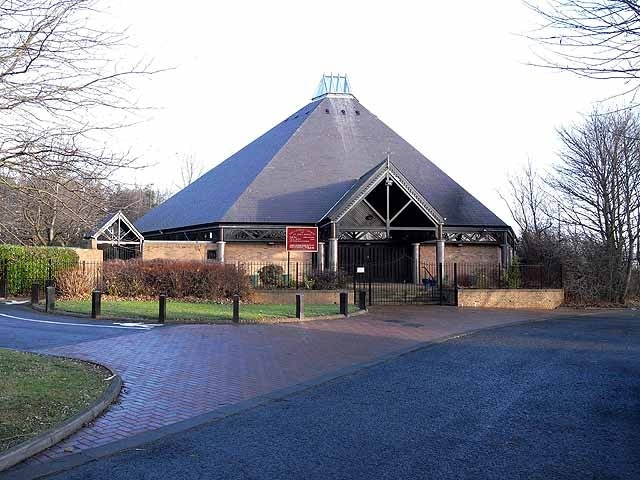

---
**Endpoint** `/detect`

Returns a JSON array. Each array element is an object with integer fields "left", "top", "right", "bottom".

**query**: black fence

[
  {"left": 0, "top": 258, "right": 563, "bottom": 305},
  {"left": 235, "top": 261, "right": 348, "bottom": 290},
  {"left": 0, "top": 258, "right": 102, "bottom": 298},
  {"left": 456, "top": 263, "right": 563, "bottom": 289}
]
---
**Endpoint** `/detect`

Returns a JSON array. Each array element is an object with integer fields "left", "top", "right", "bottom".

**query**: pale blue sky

[{"left": 103, "top": 0, "right": 625, "bottom": 225}]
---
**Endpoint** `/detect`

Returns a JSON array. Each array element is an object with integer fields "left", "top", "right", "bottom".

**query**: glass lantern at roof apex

[{"left": 312, "top": 73, "right": 354, "bottom": 99}]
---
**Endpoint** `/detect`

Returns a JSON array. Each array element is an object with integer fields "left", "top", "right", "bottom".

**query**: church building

[{"left": 134, "top": 74, "right": 514, "bottom": 276}]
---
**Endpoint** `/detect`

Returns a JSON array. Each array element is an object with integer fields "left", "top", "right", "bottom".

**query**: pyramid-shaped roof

[{"left": 135, "top": 83, "right": 507, "bottom": 234}]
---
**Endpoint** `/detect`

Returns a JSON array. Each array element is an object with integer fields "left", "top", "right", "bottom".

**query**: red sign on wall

[{"left": 286, "top": 227, "right": 318, "bottom": 252}]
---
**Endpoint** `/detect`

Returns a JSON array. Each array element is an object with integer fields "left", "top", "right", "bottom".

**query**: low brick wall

[
  {"left": 458, "top": 288, "right": 564, "bottom": 310},
  {"left": 251, "top": 290, "right": 347, "bottom": 305}
]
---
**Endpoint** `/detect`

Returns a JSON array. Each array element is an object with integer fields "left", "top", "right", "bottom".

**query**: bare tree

[
  {"left": 0, "top": 173, "right": 111, "bottom": 246},
  {"left": 499, "top": 160, "right": 564, "bottom": 268},
  {"left": 526, "top": 1, "right": 640, "bottom": 94},
  {"left": 108, "top": 183, "right": 168, "bottom": 222},
  {"left": 174, "top": 155, "right": 205, "bottom": 190},
  {"left": 0, "top": 174, "right": 166, "bottom": 246},
  {"left": 552, "top": 108, "right": 640, "bottom": 302},
  {"left": 500, "top": 159, "right": 554, "bottom": 235},
  {"left": 0, "top": 0, "right": 156, "bottom": 241}
]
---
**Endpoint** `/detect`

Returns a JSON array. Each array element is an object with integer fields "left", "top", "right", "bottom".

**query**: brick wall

[
  {"left": 445, "top": 244, "right": 501, "bottom": 264},
  {"left": 420, "top": 244, "right": 436, "bottom": 264},
  {"left": 69, "top": 247, "right": 104, "bottom": 263},
  {"left": 225, "top": 243, "right": 312, "bottom": 263},
  {"left": 458, "top": 288, "right": 564, "bottom": 310},
  {"left": 141, "top": 241, "right": 498, "bottom": 265},
  {"left": 142, "top": 241, "right": 313, "bottom": 264},
  {"left": 420, "top": 243, "right": 500, "bottom": 264},
  {"left": 251, "top": 290, "right": 344, "bottom": 305},
  {"left": 142, "top": 241, "right": 215, "bottom": 261}
]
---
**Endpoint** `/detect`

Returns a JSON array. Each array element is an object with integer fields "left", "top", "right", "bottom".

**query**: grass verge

[
  {"left": 0, "top": 349, "right": 109, "bottom": 453},
  {"left": 57, "top": 298, "right": 357, "bottom": 322}
]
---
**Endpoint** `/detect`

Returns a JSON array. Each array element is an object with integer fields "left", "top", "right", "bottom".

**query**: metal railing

[
  {"left": 0, "top": 258, "right": 563, "bottom": 301},
  {"left": 232, "top": 261, "right": 348, "bottom": 290},
  {"left": 0, "top": 258, "right": 102, "bottom": 298},
  {"left": 455, "top": 263, "right": 562, "bottom": 289}
]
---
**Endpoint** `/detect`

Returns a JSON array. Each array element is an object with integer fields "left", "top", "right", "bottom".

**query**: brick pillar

[
  {"left": 216, "top": 241, "right": 226, "bottom": 264},
  {"left": 412, "top": 242, "right": 420, "bottom": 284}
]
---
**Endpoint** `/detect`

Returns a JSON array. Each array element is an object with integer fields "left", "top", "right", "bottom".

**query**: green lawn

[
  {"left": 0, "top": 349, "right": 109, "bottom": 453},
  {"left": 57, "top": 298, "right": 357, "bottom": 322}
]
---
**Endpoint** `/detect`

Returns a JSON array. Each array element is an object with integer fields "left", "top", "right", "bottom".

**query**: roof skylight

[{"left": 312, "top": 73, "right": 353, "bottom": 99}]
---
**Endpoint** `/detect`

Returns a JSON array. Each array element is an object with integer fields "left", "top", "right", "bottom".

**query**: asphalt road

[
  {"left": 0, "top": 303, "right": 148, "bottom": 350},
  {"left": 41, "top": 311, "right": 640, "bottom": 480}
]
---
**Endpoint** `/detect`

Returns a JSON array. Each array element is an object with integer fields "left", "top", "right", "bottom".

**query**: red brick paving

[{"left": 26, "top": 306, "right": 559, "bottom": 465}]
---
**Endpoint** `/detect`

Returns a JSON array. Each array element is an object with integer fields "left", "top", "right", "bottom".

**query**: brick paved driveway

[{"left": 24, "top": 306, "right": 565, "bottom": 466}]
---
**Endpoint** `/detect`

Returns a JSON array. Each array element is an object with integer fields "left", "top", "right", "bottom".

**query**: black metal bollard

[
  {"left": 45, "top": 286, "right": 56, "bottom": 312},
  {"left": 358, "top": 290, "right": 366, "bottom": 311},
  {"left": 91, "top": 290, "right": 102, "bottom": 319},
  {"left": 158, "top": 294, "right": 166, "bottom": 323},
  {"left": 0, "top": 259, "right": 7, "bottom": 298},
  {"left": 232, "top": 294, "right": 240, "bottom": 323},
  {"left": 296, "top": 292, "right": 304, "bottom": 319},
  {"left": 31, "top": 283, "right": 40, "bottom": 305},
  {"left": 340, "top": 291, "right": 348, "bottom": 317}
]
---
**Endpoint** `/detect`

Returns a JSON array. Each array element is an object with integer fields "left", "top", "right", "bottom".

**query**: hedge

[
  {"left": 102, "top": 260, "right": 252, "bottom": 301},
  {"left": 0, "top": 245, "right": 79, "bottom": 296}
]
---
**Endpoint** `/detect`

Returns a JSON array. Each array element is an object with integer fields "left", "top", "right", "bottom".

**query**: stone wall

[
  {"left": 458, "top": 288, "right": 564, "bottom": 310},
  {"left": 142, "top": 241, "right": 215, "bottom": 261},
  {"left": 225, "top": 243, "right": 312, "bottom": 264},
  {"left": 250, "top": 290, "right": 345, "bottom": 305}
]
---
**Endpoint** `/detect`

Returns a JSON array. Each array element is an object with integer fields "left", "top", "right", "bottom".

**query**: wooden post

[
  {"left": 158, "top": 294, "right": 166, "bottom": 323},
  {"left": 358, "top": 290, "right": 366, "bottom": 310},
  {"left": 296, "top": 292, "right": 304, "bottom": 319},
  {"left": 340, "top": 291, "right": 348, "bottom": 316},
  {"left": 31, "top": 282, "right": 40, "bottom": 305},
  {"left": 0, "top": 258, "right": 7, "bottom": 299},
  {"left": 232, "top": 294, "right": 240, "bottom": 323},
  {"left": 91, "top": 290, "right": 102, "bottom": 319}
]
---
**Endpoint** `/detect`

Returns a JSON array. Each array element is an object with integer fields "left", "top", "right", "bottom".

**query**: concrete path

[
  {"left": 41, "top": 312, "right": 640, "bottom": 480},
  {"left": 0, "top": 304, "right": 596, "bottom": 475}
]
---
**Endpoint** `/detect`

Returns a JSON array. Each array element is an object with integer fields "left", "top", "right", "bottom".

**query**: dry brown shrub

[{"left": 56, "top": 267, "right": 96, "bottom": 299}]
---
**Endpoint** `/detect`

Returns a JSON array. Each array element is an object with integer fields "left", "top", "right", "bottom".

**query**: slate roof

[{"left": 135, "top": 95, "right": 508, "bottom": 234}]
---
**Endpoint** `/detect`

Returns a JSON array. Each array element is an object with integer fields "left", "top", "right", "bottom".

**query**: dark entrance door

[
  {"left": 339, "top": 243, "right": 411, "bottom": 281},
  {"left": 339, "top": 243, "right": 456, "bottom": 305}
]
